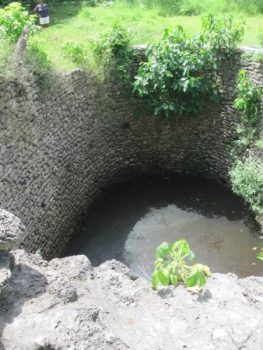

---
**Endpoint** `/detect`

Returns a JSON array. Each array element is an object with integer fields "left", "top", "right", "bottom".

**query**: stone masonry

[{"left": 0, "top": 46, "right": 262, "bottom": 259}]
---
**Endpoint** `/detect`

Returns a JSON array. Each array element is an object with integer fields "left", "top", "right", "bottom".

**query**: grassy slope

[{"left": 36, "top": 2, "right": 263, "bottom": 71}]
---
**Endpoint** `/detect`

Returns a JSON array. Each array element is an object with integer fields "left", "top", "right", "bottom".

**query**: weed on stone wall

[
  {"left": 233, "top": 69, "right": 263, "bottom": 147},
  {"left": 133, "top": 15, "right": 244, "bottom": 118},
  {"left": 92, "top": 21, "right": 136, "bottom": 87},
  {"left": 25, "top": 38, "right": 54, "bottom": 91},
  {"left": 229, "top": 69, "right": 263, "bottom": 219},
  {"left": 230, "top": 157, "right": 263, "bottom": 216},
  {"left": 259, "top": 29, "right": 263, "bottom": 47},
  {"left": 0, "top": 37, "right": 14, "bottom": 81}
]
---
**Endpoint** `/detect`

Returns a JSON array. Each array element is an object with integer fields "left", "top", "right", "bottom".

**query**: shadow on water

[{"left": 65, "top": 175, "right": 263, "bottom": 279}]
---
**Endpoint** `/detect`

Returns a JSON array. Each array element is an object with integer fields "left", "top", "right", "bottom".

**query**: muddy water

[{"left": 66, "top": 176, "right": 263, "bottom": 278}]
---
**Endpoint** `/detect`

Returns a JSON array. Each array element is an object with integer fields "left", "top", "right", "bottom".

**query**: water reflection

[{"left": 66, "top": 176, "right": 263, "bottom": 278}]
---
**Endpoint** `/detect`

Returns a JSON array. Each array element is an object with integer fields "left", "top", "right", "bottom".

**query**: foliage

[
  {"left": 259, "top": 29, "right": 263, "bottom": 47},
  {"left": 0, "top": 36, "right": 13, "bottom": 79},
  {"left": 84, "top": 0, "right": 98, "bottom": 7},
  {"left": 257, "top": 249, "right": 263, "bottom": 262},
  {"left": 0, "top": 2, "right": 38, "bottom": 42},
  {"left": 93, "top": 21, "right": 130, "bottom": 61},
  {"left": 93, "top": 21, "right": 133, "bottom": 85},
  {"left": 118, "top": 0, "right": 263, "bottom": 15},
  {"left": 25, "top": 38, "right": 52, "bottom": 88},
  {"left": 229, "top": 157, "right": 263, "bottom": 215},
  {"left": 134, "top": 15, "right": 244, "bottom": 117},
  {"left": 151, "top": 240, "right": 211, "bottom": 289},
  {"left": 202, "top": 15, "right": 244, "bottom": 61},
  {"left": 62, "top": 42, "right": 88, "bottom": 66},
  {"left": 234, "top": 69, "right": 263, "bottom": 146},
  {"left": 32, "top": 1, "right": 262, "bottom": 72}
]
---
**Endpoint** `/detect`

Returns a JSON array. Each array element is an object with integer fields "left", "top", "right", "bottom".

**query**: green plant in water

[
  {"left": 234, "top": 69, "right": 263, "bottom": 146},
  {"left": 134, "top": 14, "right": 244, "bottom": 117},
  {"left": 151, "top": 240, "right": 211, "bottom": 289}
]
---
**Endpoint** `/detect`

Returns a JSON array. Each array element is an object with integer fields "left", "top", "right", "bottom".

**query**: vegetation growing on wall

[
  {"left": 229, "top": 157, "right": 263, "bottom": 216},
  {"left": 92, "top": 22, "right": 135, "bottom": 85},
  {"left": 0, "top": 36, "right": 13, "bottom": 78},
  {"left": 62, "top": 41, "right": 88, "bottom": 67},
  {"left": 229, "top": 69, "right": 263, "bottom": 218},
  {"left": 133, "top": 15, "right": 244, "bottom": 117},
  {"left": 233, "top": 69, "right": 263, "bottom": 146},
  {"left": 25, "top": 38, "right": 53, "bottom": 89},
  {"left": 259, "top": 29, "right": 263, "bottom": 47},
  {"left": 151, "top": 240, "right": 210, "bottom": 289},
  {"left": 257, "top": 248, "right": 263, "bottom": 261}
]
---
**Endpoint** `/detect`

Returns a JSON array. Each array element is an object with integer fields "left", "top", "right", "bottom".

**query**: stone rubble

[{"left": 1, "top": 249, "right": 263, "bottom": 350}]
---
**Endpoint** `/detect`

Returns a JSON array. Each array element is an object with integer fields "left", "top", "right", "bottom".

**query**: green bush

[
  {"left": 234, "top": 69, "right": 263, "bottom": 145},
  {"left": 0, "top": 2, "right": 38, "bottom": 42},
  {"left": 26, "top": 38, "right": 52, "bottom": 88},
  {"left": 257, "top": 249, "right": 263, "bottom": 262},
  {"left": 93, "top": 21, "right": 133, "bottom": 84},
  {"left": 85, "top": 0, "right": 97, "bottom": 7},
  {"left": 0, "top": 36, "right": 13, "bottom": 79},
  {"left": 151, "top": 240, "right": 210, "bottom": 289},
  {"left": 259, "top": 29, "right": 263, "bottom": 47},
  {"left": 124, "top": 0, "right": 263, "bottom": 15},
  {"left": 230, "top": 157, "right": 263, "bottom": 216},
  {"left": 93, "top": 21, "right": 131, "bottom": 63},
  {"left": 134, "top": 15, "right": 244, "bottom": 117},
  {"left": 62, "top": 42, "right": 87, "bottom": 66}
]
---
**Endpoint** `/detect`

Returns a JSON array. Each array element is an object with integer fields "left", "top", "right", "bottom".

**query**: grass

[{"left": 32, "top": 2, "right": 263, "bottom": 71}]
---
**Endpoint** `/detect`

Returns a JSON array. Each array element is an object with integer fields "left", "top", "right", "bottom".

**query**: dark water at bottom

[{"left": 66, "top": 176, "right": 263, "bottom": 278}]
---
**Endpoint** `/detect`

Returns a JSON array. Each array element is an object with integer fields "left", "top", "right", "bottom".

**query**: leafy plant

[
  {"left": 0, "top": 2, "right": 38, "bottom": 42},
  {"left": 84, "top": 0, "right": 98, "bottom": 7},
  {"left": 134, "top": 15, "right": 244, "bottom": 117},
  {"left": 92, "top": 21, "right": 133, "bottom": 85},
  {"left": 62, "top": 42, "right": 87, "bottom": 66},
  {"left": 234, "top": 69, "right": 262, "bottom": 145},
  {"left": 26, "top": 38, "right": 52, "bottom": 89},
  {"left": 229, "top": 157, "right": 263, "bottom": 216},
  {"left": 259, "top": 29, "right": 263, "bottom": 47},
  {"left": 257, "top": 249, "right": 263, "bottom": 262},
  {"left": 0, "top": 36, "right": 13, "bottom": 79},
  {"left": 202, "top": 14, "right": 244, "bottom": 62},
  {"left": 151, "top": 240, "right": 211, "bottom": 289}
]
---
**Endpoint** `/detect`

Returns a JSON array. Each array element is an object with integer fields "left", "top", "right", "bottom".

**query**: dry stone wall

[{"left": 0, "top": 51, "right": 262, "bottom": 259}]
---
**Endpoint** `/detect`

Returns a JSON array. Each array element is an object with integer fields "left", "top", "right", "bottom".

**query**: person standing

[{"left": 34, "top": 0, "right": 50, "bottom": 28}]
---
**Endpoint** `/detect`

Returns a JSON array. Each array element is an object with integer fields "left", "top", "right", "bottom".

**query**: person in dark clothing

[{"left": 34, "top": 0, "right": 49, "bottom": 27}]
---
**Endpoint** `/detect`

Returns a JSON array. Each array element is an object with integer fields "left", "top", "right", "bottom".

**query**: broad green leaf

[
  {"left": 157, "top": 268, "right": 170, "bottom": 286},
  {"left": 170, "top": 274, "right": 178, "bottom": 287},
  {"left": 196, "top": 271, "right": 206, "bottom": 287},
  {"left": 185, "top": 271, "right": 198, "bottom": 287},
  {"left": 156, "top": 242, "right": 171, "bottom": 259},
  {"left": 194, "top": 263, "right": 211, "bottom": 276},
  {"left": 151, "top": 270, "right": 160, "bottom": 289}
]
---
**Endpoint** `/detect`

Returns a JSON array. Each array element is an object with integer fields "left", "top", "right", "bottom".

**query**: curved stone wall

[{"left": 0, "top": 51, "right": 262, "bottom": 259}]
